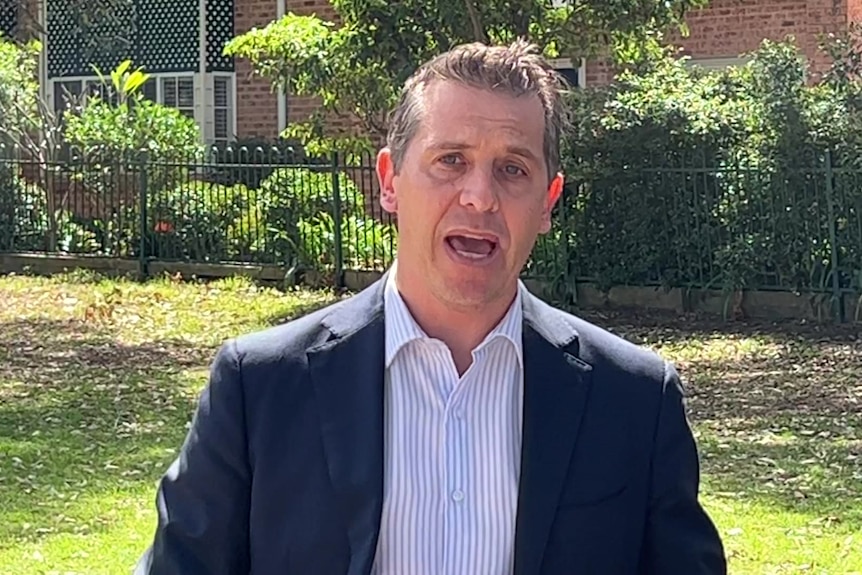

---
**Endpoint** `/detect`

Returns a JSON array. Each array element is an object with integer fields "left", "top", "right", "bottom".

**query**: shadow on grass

[
  {"left": 262, "top": 295, "right": 344, "bottom": 327},
  {"left": 577, "top": 306, "right": 861, "bottom": 344},
  {"left": 1, "top": 302, "right": 859, "bottom": 551},
  {"left": 0, "top": 317, "right": 211, "bottom": 546},
  {"left": 581, "top": 309, "right": 862, "bottom": 529}
]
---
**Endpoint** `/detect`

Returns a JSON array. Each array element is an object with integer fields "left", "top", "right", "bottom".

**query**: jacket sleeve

[
  {"left": 135, "top": 339, "right": 251, "bottom": 575},
  {"left": 639, "top": 361, "right": 727, "bottom": 574}
]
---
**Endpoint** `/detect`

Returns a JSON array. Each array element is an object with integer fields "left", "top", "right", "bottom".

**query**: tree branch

[
  {"left": 512, "top": 0, "right": 532, "bottom": 39},
  {"left": 464, "top": 0, "right": 487, "bottom": 43}
]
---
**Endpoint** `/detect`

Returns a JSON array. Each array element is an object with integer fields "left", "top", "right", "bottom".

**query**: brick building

[
  {"left": 242, "top": 0, "right": 862, "bottom": 142},
  {"left": 1, "top": 0, "right": 859, "bottom": 146}
]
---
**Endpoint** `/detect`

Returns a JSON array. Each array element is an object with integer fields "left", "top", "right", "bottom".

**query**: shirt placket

[{"left": 441, "top": 347, "right": 481, "bottom": 575}]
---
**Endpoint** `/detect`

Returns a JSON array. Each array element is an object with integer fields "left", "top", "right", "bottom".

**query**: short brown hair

[{"left": 386, "top": 39, "right": 571, "bottom": 179}]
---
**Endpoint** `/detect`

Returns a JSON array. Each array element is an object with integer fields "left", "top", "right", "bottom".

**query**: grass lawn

[{"left": 0, "top": 272, "right": 859, "bottom": 574}]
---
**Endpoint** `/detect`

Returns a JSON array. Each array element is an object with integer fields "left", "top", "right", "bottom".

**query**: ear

[
  {"left": 376, "top": 147, "right": 398, "bottom": 214},
  {"left": 538, "top": 172, "right": 564, "bottom": 234}
]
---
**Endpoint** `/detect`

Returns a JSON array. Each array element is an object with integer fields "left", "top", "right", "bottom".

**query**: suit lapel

[
  {"left": 307, "top": 279, "right": 387, "bottom": 575},
  {"left": 305, "top": 277, "right": 593, "bottom": 575},
  {"left": 514, "top": 294, "right": 594, "bottom": 575}
]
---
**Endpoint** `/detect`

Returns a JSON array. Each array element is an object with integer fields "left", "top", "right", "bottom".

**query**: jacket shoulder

[
  {"left": 228, "top": 296, "right": 349, "bottom": 366},
  {"left": 538, "top": 300, "right": 669, "bottom": 383}
]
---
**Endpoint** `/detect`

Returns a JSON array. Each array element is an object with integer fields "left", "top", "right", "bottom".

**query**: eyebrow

[{"left": 427, "top": 141, "right": 540, "bottom": 163}]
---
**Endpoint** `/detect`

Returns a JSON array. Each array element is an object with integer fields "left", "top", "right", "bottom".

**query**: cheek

[
  {"left": 500, "top": 203, "right": 549, "bottom": 256},
  {"left": 504, "top": 199, "right": 545, "bottom": 233},
  {"left": 396, "top": 191, "right": 449, "bottom": 241}
]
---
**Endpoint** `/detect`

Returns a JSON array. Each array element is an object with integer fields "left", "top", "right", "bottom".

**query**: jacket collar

[{"left": 309, "top": 269, "right": 593, "bottom": 575}]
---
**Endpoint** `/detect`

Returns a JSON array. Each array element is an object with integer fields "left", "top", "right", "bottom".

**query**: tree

[
  {"left": 224, "top": 0, "right": 707, "bottom": 153},
  {"left": 0, "top": 35, "right": 70, "bottom": 249},
  {"left": 1, "top": 0, "right": 132, "bottom": 41}
]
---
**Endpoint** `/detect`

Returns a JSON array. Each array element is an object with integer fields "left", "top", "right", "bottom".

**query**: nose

[{"left": 458, "top": 164, "right": 499, "bottom": 212}]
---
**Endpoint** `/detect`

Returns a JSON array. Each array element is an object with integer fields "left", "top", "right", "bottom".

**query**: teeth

[{"left": 455, "top": 249, "right": 487, "bottom": 259}]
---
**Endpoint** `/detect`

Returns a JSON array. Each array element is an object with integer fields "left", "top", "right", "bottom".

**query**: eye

[
  {"left": 439, "top": 153, "right": 463, "bottom": 166},
  {"left": 503, "top": 163, "right": 527, "bottom": 177}
]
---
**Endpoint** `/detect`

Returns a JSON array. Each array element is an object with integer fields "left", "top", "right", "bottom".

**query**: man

[{"left": 136, "top": 40, "right": 726, "bottom": 574}]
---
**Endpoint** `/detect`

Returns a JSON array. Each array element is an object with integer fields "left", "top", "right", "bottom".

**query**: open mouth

[{"left": 445, "top": 233, "right": 499, "bottom": 261}]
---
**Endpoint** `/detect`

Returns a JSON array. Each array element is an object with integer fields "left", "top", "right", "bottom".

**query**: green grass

[{"left": 0, "top": 272, "right": 860, "bottom": 574}]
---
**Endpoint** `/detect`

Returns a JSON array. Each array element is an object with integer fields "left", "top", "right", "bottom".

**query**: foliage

[
  {"left": 224, "top": 0, "right": 707, "bottom": 153},
  {"left": 561, "top": 33, "right": 862, "bottom": 304},
  {"left": 59, "top": 60, "right": 204, "bottom": 246},
  {"left": 148, "top": 180, "right": 256, "bottom": 262},
  {"left": 0, "top": 151, "right": 396, "bottom": 274},
  {"left": 0, "top": 35, "right": 41, "bottom": 146},
  {"left": 0, "top": 36, "right": 67, "bottom": 249},
  {"left": 257, "top": 166, "right": 397, "bottom": 270},
  {"left": 63, "top": 60, "right": 202, "bottom": 162},
  {"left": 0, "top": 163, "right": 48, "bottom": 251}
]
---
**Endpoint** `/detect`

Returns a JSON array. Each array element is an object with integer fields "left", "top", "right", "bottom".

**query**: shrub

[
  {"left": 257, "top": 166, "right": 397, "bottom": 271},
  {"left": 560, "top": 33, "right": 862, "bottom": 296},
  {"left": 62, "top": 61, "right": 203, "bottom": 234},
  {"left": 0, "top": 164, "right": 48, "bottom": 251},
  {"left": 148, "top": 180, "right": 254, "bottom": 262}
]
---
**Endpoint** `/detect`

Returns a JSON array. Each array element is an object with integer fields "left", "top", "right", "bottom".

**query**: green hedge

[{"left": 560, "top": 33, "right": 862, "bottom": 296}]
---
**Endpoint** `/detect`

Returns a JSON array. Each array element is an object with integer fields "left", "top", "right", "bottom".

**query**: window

[
  {"left": 139, "top": 75, "right": 197, "bottom": 122},
  {"left": 548, "top": 58, "right": 585, "bottom": 88},
  {"left": 54, "top": 74, "right": 198, "bottom": 117},
  {"left": 212, "top": 75, "right": 233, "bottom": 145},
  {"left": 685, "top": 56, "right": 751, "bottom": 72},
  {"left": 50, "top": 72, "right": 235, "bottom": 146}
]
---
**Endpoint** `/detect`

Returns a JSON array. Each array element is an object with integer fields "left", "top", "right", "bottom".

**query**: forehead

[{"left": 414, "top": 81, "right": 546, "bottom": 152}]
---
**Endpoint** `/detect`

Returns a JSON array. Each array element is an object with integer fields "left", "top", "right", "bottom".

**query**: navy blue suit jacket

[{"left": 135, "top": 275, "right": 726, "bottom": 574}]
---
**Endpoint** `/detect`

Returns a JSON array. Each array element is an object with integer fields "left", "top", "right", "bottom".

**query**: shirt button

[{"left": 452, "top": 489, "right": 465, "bottom": 502}]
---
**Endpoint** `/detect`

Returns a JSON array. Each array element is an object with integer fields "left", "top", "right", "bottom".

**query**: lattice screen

[
  {"left": 136, "top": 0, "right": 198, "bottom": 73},
  {"left": 47, "top": 0, "right": 82, "bottom": 77},
  {"left": 0, "top": 1, "right": 17, "bottom": 40},
  {"left": 207, "top": 0, "right": 234, "bottom": 72},
  {"left": 47, "top": 0, "right": 234, "bottom": 77}
]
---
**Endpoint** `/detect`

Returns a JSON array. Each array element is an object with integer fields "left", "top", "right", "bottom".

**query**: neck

[{"left": 392, "top": 263, "right": 517, "bottom": 374}]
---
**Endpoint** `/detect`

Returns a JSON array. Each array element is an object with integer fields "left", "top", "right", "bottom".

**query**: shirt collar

[{"left": 383, "top": 263, "right": 524, "bottom": 368}]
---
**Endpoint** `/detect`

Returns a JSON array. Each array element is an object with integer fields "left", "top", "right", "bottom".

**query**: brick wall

[
  {"left": 235, "top": 0, "right": 281, "bottom": 139},
  {"left": 236, "top": 0, "right": 861, "bottom": 141},
  {"left": 586, "top": 0, "right": 858, "bottom": 86},
  {"left": 234, "top": 0, "right": 362, "bottom": 139}
]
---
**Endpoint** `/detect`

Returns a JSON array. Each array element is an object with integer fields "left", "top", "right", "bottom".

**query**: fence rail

[
  {"left": 1, "top": 145, "right": 860, "bottom": 320},
  {"left": 0, "top": 146, "right": 397, "bottom": 284}
]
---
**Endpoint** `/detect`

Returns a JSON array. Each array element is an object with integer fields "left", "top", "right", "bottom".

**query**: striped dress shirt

[{"left": 370, "top": 270, "right": 525, "bottom": 575}]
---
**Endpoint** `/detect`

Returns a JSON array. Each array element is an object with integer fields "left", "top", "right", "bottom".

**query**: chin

[{"left": 432, "top": 273, "right": 510, "bottom": 308}]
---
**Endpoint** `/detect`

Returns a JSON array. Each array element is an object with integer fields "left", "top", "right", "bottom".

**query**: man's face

[{"left": 377, "top": 80, "right": 564, "bottom": 310}]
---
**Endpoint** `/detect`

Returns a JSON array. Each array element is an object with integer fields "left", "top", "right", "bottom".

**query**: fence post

[
  {"left": 331, "top": 151, "right": 345, "bottom": 288},
  {"left": 560, "top": 183, "right": 575, "bottom": 305},
  {"left": 824, "top": 150, "right": 845, "bottom": 322},
  {"left": 138, "top": 151, "right": 149, "bottom": 281}
]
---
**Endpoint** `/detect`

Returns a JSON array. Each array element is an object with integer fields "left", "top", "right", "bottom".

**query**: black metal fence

[
  {"left": 1, "top": 144, "right": 860, "bottom": 320},
  {"left": 567, "top": 152, "right": 862, "bottom": 304},
  {"left": 0, "top": 146, "right": 398, "bottom": 279},
  {"left": 0, "top": 144, "right": 565, "bottom": 284}
]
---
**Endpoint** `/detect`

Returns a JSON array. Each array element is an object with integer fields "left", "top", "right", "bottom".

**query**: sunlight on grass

[
  {"left": 703, "top": 494, "right": 861, "bottom": 574},
  {"left": 0, "top": 272, "right": 341, "bottom": 574},
  {"left": 657, "top": 334, "right": 784, "bottom": 364},
  {"left": 1, "top": 273, "right": 860, "bottom": 574},
  {"left": 0, "top": 484, "right": 158, "bottom": 575}
]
